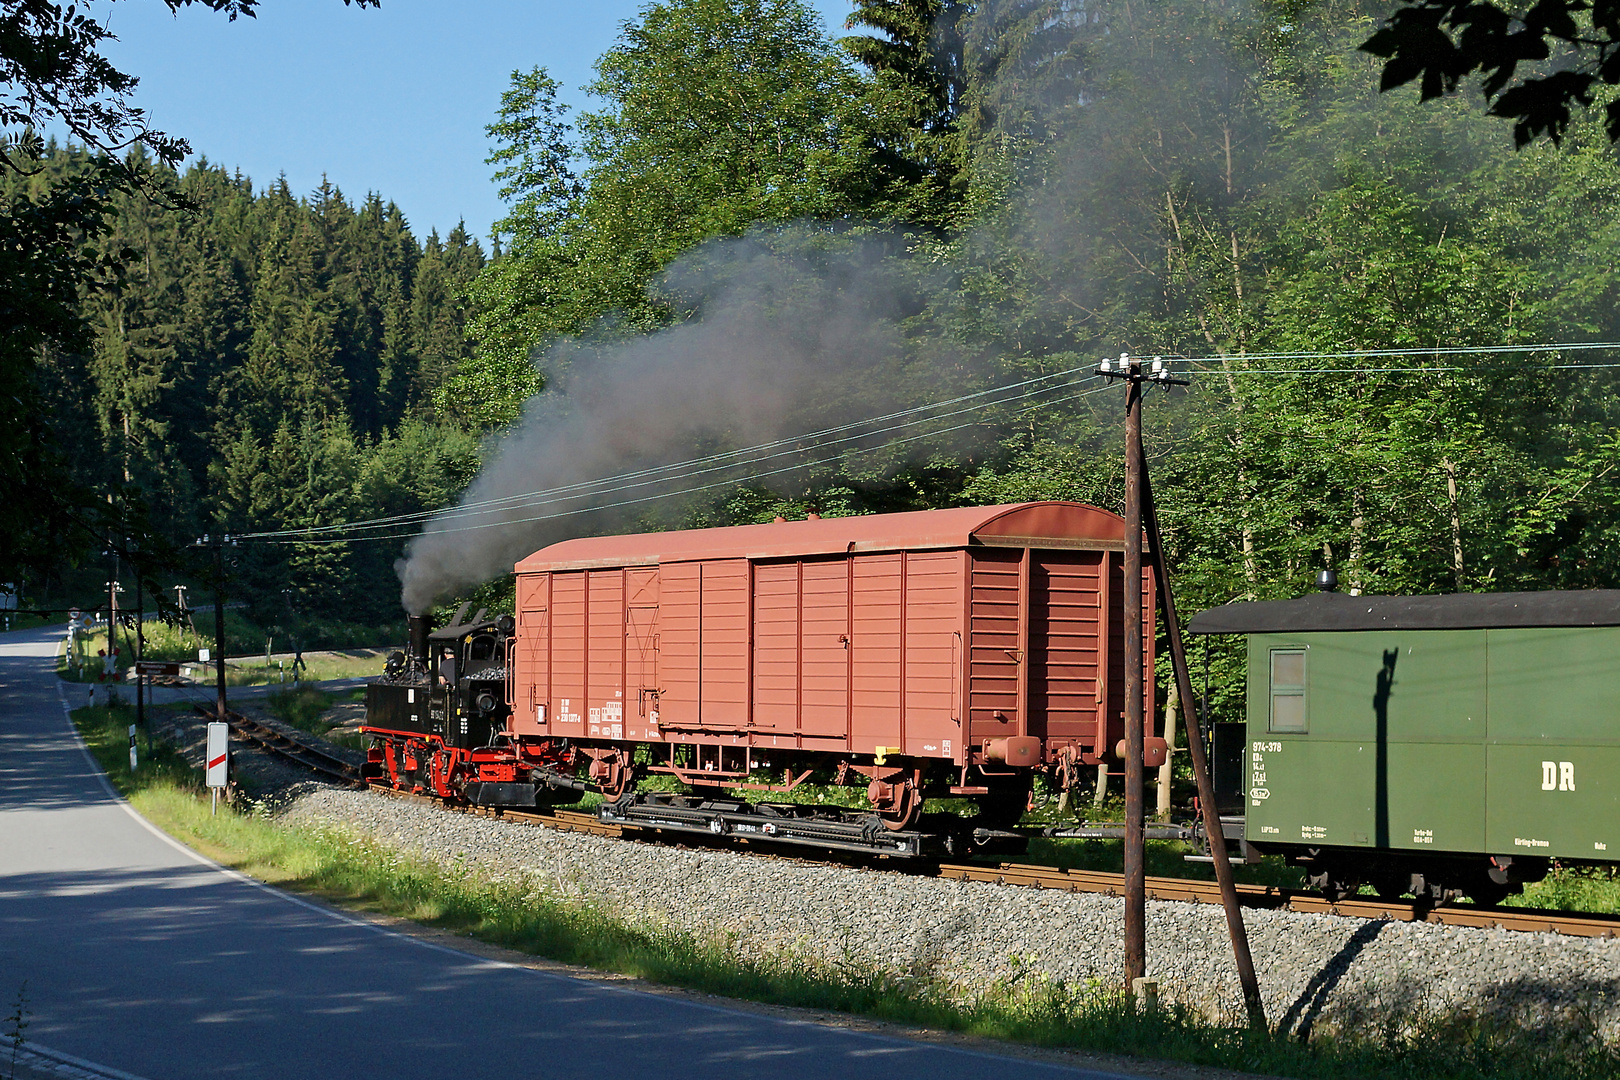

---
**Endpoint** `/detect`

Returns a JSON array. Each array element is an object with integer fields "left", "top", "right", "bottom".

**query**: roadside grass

[{"left": 67, "top": 703, "right": 1620, "bottom": 1080}]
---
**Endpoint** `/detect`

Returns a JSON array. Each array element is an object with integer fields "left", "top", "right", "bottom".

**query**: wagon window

[{"left": 1269, "top": 648, "right": 1307, "bottom": 733}]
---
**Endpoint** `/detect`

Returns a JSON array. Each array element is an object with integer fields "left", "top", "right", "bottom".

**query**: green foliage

[
  {"left": 459, "top": 0, "right": 934, "bottom": 428},
  {"left": 0, "top": 1, "right": 382, "bottom": 599},
  {"left": 1511, "top": 864, "right": 1620, "bottom": 914},
  {"left": 265, "top": 686, "right": 334, "bottom": 733},
  {"left": 1363, "top": 0, "right": 1620, "bottom": 145},
  {"left": 840, "top": 0, "right": 972, "bottom": 219},
  {"left": 0, "top": 146, "right": 151, "bottom": 583},
  {"left": 931, "top": 1, "right": 1620, "bottom": 619},
  {"left": 7, "top": 151, "right": 486, "bottom": 621},
  {"left": 73, "top": 701, "right": 204, "bottom": 797},
  {"left": 17, "top": 0, "right": 1620, "bottom": 650}
]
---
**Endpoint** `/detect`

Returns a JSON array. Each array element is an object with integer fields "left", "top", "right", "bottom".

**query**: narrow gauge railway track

[
  {"left": 363, "top": 782, "right": 1620, "bottom": 939},
  {"left": 933, "top": 862, "right": 1620, "bottom": 938},
  {"left": 202, "top": 707, "right": 365, "bottom": 787}
]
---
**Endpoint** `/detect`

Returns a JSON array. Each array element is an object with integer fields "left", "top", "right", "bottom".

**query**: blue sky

[{"left": 97, "top": 0, "right": 857, "bottom": 246}]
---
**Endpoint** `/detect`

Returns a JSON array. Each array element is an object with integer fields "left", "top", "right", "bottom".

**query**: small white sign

[
  {"left": 205, "top": 722, "right": 229, "bottom": 788},
  {"left": 198, "top": 648, "right": 210, "bottom": 663}
]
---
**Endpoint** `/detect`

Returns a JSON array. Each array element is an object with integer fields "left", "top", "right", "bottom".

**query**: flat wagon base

[{"left": 597, "top": 792, "right": 980, "bottom": 858}]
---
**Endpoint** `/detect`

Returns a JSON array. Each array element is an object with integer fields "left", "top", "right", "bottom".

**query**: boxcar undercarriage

[{"left": 363, "top": 609, "right": 1043, "bottom": 857}]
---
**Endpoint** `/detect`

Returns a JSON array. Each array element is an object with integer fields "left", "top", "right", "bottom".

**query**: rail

[
  {"left": 934, "top": 861, "right": 1620, "bottom": 938},
  {"left": 203, "top": 706, "right": 365, "bottom": 787}
]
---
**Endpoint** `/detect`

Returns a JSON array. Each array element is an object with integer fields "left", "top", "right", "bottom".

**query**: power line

[
  {"left": 1180, "top": 341, "right": 1620, "bottom": 373},
  {"left": 264, "top": 382, "right": 1114, "bottom": 547},
  {"left": 239, "top": 339, "right": 1620, "bottom": 547},
  {"left": 240, "top": 367, "right": 1103, "bottom": 542}
]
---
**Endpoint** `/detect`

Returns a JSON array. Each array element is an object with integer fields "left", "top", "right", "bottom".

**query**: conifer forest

[{"left": 8, "top": 0, "right": 1620, "bottom": 653}]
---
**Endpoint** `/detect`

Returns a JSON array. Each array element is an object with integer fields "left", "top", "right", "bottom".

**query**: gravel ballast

[{"left": 277, "top": 785, "right": 1620, "bottom": 1039}]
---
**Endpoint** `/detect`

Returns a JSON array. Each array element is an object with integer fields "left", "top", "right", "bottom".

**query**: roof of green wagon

[
  {"left": 1188, "top": 589, "right": 1620, "bottom": 634},
  {"left": 515, "top": 501, "right": 1127, "bottom": 572}
]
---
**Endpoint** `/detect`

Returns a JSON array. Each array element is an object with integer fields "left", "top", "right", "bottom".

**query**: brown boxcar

[{"left": 508, "top": 501, "right": 1155, "bottom": 791}]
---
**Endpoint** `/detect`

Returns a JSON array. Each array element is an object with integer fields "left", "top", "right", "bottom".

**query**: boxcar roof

[
  {"left": 1188, "top": 589, "right": 1620, "bottom": 634},
  {"left": 515, "top": 501, "right": 1126, "bottom": 572}
]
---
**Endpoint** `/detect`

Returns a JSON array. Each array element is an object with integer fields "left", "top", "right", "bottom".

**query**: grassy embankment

[
  {"left": 69, "top": 703, "right": 1620, "bottom": 1080},
  {"left": 262, "top": 686, "right": 369, "bottom": 752},
  {"left": 59, "top": 618, "right": 389, "bottom": 687}
]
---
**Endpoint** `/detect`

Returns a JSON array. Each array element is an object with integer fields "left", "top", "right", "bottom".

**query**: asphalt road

[{"left": 0, "top": 625, "right": 1137, "bottom": 1080}]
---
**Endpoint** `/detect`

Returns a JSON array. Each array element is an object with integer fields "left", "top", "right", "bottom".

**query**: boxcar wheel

[
  {"left": 1464, "top": 877, "right": 1513, "bottom": 907},
  {"left": 1307, "top": 865, "right": 1363, "bottom": 903},
  {"left": 590, "top": 748, "right": 637, "bottom": 800},
  {"left": 868, "top": 774, "right": 922, "bottom": 831},
  {"left": 975, "top": 782, "right": 1031, "bottom": 831}
]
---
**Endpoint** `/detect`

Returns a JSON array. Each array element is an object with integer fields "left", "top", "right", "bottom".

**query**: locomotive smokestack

[{"left": 409, "top": 614, "right": 432, "bottom": 674}]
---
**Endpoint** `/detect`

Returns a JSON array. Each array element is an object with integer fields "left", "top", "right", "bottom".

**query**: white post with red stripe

[{"left": 205, "top": 721, "right": 229, "bottom": 815}]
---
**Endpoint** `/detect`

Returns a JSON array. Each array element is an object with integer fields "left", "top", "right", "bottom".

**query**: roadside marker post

[
  {"left": 206, "top": 721, "right": 229, "bottom": 816},
  {"left": 128, "top": 724, "right": 137, "bottom": 771}
]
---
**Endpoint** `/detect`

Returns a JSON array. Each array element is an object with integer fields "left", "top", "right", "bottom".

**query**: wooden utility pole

[
  {"left": 1143, "top": 466, "right": 1266, "bottom": 1027},
  {"left": 1099, "top": 352, "right": 1265, "bottom": 1025},
  {"left": 1120, "top": 357, "right": 1146, "bottom": 988},
  {"left": 135, "top": 561, "right": 144, "bottom": 736}
]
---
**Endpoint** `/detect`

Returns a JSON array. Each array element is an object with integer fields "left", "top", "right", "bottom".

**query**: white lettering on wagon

[
  {"left": 1250, "top": 741, "right": 1279, "bottom": 806},
  {"left": 1541, "top": 761, "right": 1576, "bottom": 791},
  {"left": 1514, "top": 837, "right": 1551, "bottom": 848}
]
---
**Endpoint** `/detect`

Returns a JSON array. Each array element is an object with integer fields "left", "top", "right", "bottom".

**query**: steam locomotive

[{"left": 363, "top": 502, "right": 1164, "bottom": 856}]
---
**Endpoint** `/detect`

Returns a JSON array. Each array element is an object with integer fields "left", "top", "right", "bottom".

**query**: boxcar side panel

[
  {"left": 1030, "top": 551, "right": 1104, "bottom": 749},
  {"left": 511, "top": 572, "right": 550, "bottom": 738},
  {"left": 1092, "top": 554, "right": 1158, "bottom": 761},
  {"left": 585, "top": 569, "right": 625, "bottom": 742},
  {"left": 658, "top": 562, "right": 701, "bottom": 729},
  {"left": 625, "top": 567, "right": 659, "bottom": 741},
  {"left": 968, "top": 548, "right": 1022, "bottom": 745},
  {"left": 800, "top": 558, "right": 850, "bottom": 741},
  {"left": 850, "top": 554, "right": 903, "bottom": 753},
  {"left": 1486, "top": 627, "right": 1620, "bottom": 859},
  {"left": 1245, "top": 631, "right": 1487, "bottom": 853},
  {"left": 903, "top": 551, "right": 965, "bottom": 760},
  {"left": 549, "top": 572, "right": 586, "bottom": 737},
  {"left": 700, "top": 559, "right": 751, "bottom": 730},
  {"left": 750, "top": 561, "right": 799, "bottom": 734}
]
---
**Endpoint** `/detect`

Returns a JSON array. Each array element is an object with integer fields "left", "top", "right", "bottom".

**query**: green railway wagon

[{"left": 1188, "top": 588, "right": 1620, "bottom": 904}]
